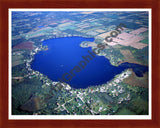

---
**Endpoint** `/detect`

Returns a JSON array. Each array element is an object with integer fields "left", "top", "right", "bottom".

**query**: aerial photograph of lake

[{"left": 10, "top": 9, "right": 151, "bottom": 118}]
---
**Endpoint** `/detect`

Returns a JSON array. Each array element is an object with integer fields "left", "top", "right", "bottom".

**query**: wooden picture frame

[{"left": 0, "top": 0, "right": 159, "bottom": 128}]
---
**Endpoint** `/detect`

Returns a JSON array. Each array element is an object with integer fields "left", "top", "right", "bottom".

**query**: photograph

[{"left": 9, "top": 9, "right": 151, "bottom": 119}]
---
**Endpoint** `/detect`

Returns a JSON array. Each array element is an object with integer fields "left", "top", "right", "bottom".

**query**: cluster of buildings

[{"left": 53, "top": 69, "right": 132, "bottom": 115}]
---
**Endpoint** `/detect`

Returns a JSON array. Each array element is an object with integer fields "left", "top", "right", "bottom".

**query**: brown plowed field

[
  {"left": 124, "top": 70, "right": 148, "bottom": 88},
  {"left": 13, "top": 41, "right": 34, "bottom": 50}
]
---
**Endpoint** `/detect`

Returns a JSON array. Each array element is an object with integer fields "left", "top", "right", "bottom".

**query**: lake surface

[{"left": 31, "top": 37, "right": 148, "bottom": 89}]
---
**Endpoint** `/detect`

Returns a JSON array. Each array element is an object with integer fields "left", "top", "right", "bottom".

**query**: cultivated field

[
  {"left": 13, "top": 41, "right": 34, "bottom": 50},
  {"left": 97, "top": 27, "right": 148, "bottom": 49},
  {"left": 120, "top": 50, "right": 139, "bottom": 64},
  {"left": 12, "top": 55, "right": 25, "bottom": 67}
]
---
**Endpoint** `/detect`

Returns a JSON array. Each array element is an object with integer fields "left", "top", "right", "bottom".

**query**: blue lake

[{"left": 31, "top": 37, "right": 148, "bottom": 89}]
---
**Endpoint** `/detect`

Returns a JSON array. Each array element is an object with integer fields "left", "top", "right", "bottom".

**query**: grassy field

[
  {"left": 115, "top": 108, "right": 136, "bottom": 115},
  {"left": 120, "top": 49, "right": 139, "bottom": 64},
  {"left": 12, "top": 55, "right": 25, "bottom": 67}
]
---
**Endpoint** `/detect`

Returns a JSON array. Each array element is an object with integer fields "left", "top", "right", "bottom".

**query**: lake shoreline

[{"left": 31, "top": 36, "right": 148, "bottom": 89}]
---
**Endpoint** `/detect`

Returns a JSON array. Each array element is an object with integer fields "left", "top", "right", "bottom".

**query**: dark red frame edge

[{"left": 0, "top": 0, "right": 159, "bottom": 128}]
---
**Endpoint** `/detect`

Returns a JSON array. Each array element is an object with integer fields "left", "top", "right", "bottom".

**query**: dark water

[{"left": 31, "top": 37, "right": 148, "bottom": 89}]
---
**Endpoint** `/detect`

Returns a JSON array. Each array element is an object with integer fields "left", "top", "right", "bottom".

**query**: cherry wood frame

[{"left": 0, "top": 0, "right": 160, "bottom": 128}]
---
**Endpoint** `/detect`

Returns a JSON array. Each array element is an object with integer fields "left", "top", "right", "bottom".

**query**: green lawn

[{"left": 115, "top": 108, "right": 136, "bottom": 115}]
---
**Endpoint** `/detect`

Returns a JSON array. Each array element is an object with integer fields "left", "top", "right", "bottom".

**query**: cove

[{"left": 31, "top": 37, "right": 148, "bottom": 89}]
